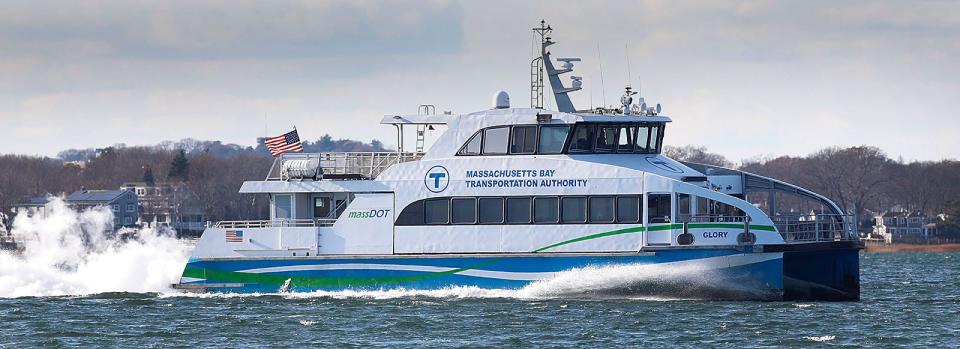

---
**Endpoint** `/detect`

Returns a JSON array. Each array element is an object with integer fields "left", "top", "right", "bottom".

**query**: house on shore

[
  {"left": 64, "top": 189, "right": 139, "bottom": 230},
  {"left": 120, "top": 182, "right": 206, "bottom": 236},
  {"left": 872, "top": 210, "right": 941, "bottom": 244}
]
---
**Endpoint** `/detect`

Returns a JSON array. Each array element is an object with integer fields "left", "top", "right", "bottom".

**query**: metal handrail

[
  {"left": 266, "top": 152, "right": 424, "bottom": 181},
  {"left": 214, "top": 219, "right": 337, "bottom": 229},
  {"left": 772, "top": 213, "right": 858, "bottom": 242}
]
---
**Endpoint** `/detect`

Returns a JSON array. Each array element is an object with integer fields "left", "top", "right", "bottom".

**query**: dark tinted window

[
  {"left": 561, "top": 197, "right": 587, "bottom": 223},
  {"left": 533, "top": 196, "right": 559, "bottom": 223},
  {"left": 451, "top": 198, "right": 477, "bottom": 224},
  {"left": 459, "top": 131, "right": 482, "bottom": 155},
  {"left": 482, "top": 127, "right": 510, "bottom": 155},
  {"left": 424, "top": 198, "right": 449, "bottom": 224},
  {"left": 616, "top": 196, "right": 640, "bottom": 223},
  {"left": 647, "top": 194, "right": 671, "bottom": 224},
  {"left": 589, "top": 196, "right": 615, "bottom": 223},
  {"left": 676, "top": 193, "right": 691, "bottom": 223},
  {"left": 568, "top": 124, "right": 595, "bottom": 152},
  {"left": 506, "top": 197, "right": 531, "bottom": 224},
  {"left": 649, "top": 126, "right": 660, "bottom": 153},
  {"left": 478, "top": 197, "right": 504, "bottom": 224},
  {"left": 510, "top": 126, "right": 537, "bottom": 154},
  {"left": 314, "top": 197, "right": 331, "bottom": 218},
  {"left": 595, "top": 126, "right": 618, "bottom": 152},
  {"left": 538, "top": 125, "right": 570, "bottom": 154}
]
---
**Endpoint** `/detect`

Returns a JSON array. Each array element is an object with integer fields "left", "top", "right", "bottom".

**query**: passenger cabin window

[
  {"left": 451, "top": 198, "right": 477, "bottom": 224},
  {"left": 459, "top": 132, "right": 482, "bottom": 155},
  {"left": 589, "top": 196, "right": 615, "bottom": 223},
  {"left": 506, "top": 197, "right": 531, "bottom": 224},
  {"left": 533, "top": 196, "right": 559, "bottom": 224},
  {"left": 424, "top": 198, "right": 449, "bottom": 224},
  {"left": 482, "top": 127, "right": 510, "bottom": 155},
  {"left": 569, "top": 124, "right": 595, "bottom": 152},
  {"left": 676, "top": 193, "right": 691, "bottom": 223},
  {"left": 510, "top": 126, "right": 537, "bottom": 154},
  {"left": 617, "top": 195, "right": 641, "bottom": 223},
  {"left": 538, "top": 125, "right": 569, "bottom": 154},
  {"left": 561, "top": 197, "right": 587, "bottom": 223},
  {"left": 636, "top": 126, "right": 651, "bottom": 152},
  {"left": 647, "top": 194, "right": 671, "bottom": 224},
  {"left": 478, "top": 198, "right": 504, "bottom": 224}
]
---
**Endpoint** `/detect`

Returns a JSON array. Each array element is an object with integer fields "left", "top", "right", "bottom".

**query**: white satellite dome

[{"left": 493, "top": 91, "right": 510, "bottom": 109}]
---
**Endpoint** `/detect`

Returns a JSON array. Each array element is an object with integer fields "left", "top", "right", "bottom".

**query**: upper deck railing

[
  {"left": 266, "top": 152, "right": 424, "bottom": 181},
  {"left": 214, "top": 219, "right": 338, "bottom": 229},
  {"left": 771, "top": 213, "right": 858, "bottom": 242}
]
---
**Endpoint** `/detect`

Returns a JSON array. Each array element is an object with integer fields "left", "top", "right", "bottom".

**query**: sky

[{"left": 1, "top": 0, "right": 958, "bottom": 162}]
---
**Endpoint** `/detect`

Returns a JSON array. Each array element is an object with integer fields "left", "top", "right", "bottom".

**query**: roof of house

[
  {"left": 15, "top": 196, "right": 52, "bottom": 206},
  {"left": 65, "top": 190, "right": 132, "bottom": 203}
]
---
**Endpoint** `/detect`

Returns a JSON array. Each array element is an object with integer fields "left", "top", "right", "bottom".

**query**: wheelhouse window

[
  {"left": 616, "top": 195, "right": 641, "bottom": 223},
  {"left": 459, "top": 132, "right": 482, "bottom": 155},
  {"left": 424, "top": 198, "right": 449, "bottom": 225},
  {"left": 636, "top": 126, "right": 651, "bottom": 152},
  {"left": 595, "top": 125, "right": 618, "bottom": 152},
  {"left": 589, "top": 196, "right": 615, "bottom": 223},
  {"left": 617, "top": 125, "right": 636, "bottom": 152},
  {"left": 647, "top": 194, "right": 671, "bottom": 224},
  {"left": 538, "top": 125, "right": 570, "bottom": 154},
  {"left": 649, "top": 126, "right": 661, "bottom": 153},
  {"left": 451, "top": 198, "right": 477, "bottom": 224},
  {"left": 568, "top": 123, "right": 595, "bottom": 152},
  {"left": 506, "top": 197, "right": 532, "bottom": 224},
  {"left": 533, "top": 196, "right": 559, "bottom": 224},
  {"left": 561, "top": 197, "right": 587, "bottom": 223},
  {"left": 478, "top": 197, "right": 504, "bottom": 224},
  {"left": 510, "top": 126, "right": 537, "bottom": 154},
  {"left": 482, "top": 127, "right": 510, "bottom": 155}
]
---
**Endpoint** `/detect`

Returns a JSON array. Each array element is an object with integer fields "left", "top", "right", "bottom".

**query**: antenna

[
  {"left": 625, "top": 43, "right": 632, "bottom": 88},
  {"left": 597, "top": 43, "right": 607, "bottom": 107}
]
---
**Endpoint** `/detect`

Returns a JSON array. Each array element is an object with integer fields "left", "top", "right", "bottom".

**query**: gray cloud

[{"left": 0, "top": 0, "right": 957, "bottom": 161}]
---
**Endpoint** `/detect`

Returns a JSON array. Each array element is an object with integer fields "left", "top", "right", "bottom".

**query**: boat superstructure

[{"left": 175, "top": 22, "right": 862, "bottom": 300}]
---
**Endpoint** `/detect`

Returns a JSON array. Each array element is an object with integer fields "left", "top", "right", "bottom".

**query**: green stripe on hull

[{"left": 182, "top": 223, "right": 778, "bottom": 287}]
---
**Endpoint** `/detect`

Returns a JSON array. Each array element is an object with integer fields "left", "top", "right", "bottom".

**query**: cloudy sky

[{"left": 1, "top": 0, "right": 957, "bottom": 162}]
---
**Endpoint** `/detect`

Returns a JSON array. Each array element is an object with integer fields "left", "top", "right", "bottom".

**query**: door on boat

[{"left": 645, "top": 193, "right": 673, "bottom": 246}]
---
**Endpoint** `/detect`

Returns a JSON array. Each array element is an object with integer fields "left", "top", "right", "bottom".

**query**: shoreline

[{"left": 864, "top": 243, "right": 960, "bottom": 253}]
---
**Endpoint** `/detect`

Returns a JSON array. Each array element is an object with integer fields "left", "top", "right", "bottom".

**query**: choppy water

[{"left": 0, "top": 252, "right": 957, "bottom": 348}]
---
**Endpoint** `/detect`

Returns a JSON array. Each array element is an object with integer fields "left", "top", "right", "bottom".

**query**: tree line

[{"left": 0, "top": 135, "right": 387, "bottom": 223}]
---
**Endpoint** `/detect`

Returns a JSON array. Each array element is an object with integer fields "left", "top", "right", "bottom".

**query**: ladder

[
  {"left": 416, "top": 105, "right": 436, "bottom": 153},
  {"left": 530, "top": 57, "right": 544, "bottom": 109}
]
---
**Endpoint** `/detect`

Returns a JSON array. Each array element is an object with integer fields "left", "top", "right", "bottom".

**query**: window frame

[
  {"left": 616, "top": 195, "right": 642, "bottom": 224},
  {"left": 533, "top": 196, "right": 560, "bottom": 224},
  {"left": 481, "top": 126, "right": 511, "bottom": 155},
  {"left": 537, "top": 125, "right": 571, "bottom": 154},
  {"left": 588, "top": 195, "right": 616, "bottom": 223},
  {"left": 423, "top": 198, "right": 451, "bottom": 225},
  {"left": 567, "top": 123, "right": 596, "bottom": 153},
  {"left": 451, "top": 197, "right": 478, "bottom": 225},
  {"left": 477, "top": 197, "right": 505, "bottom": 224},
  {"left": 457, "top": 130, "right": 484, "bottom": 156},
  {"left": 594, "top": 125, "right": 619, "bottom": 153},
  {"left": 561, "top": 196, "right": 588, "bottom": 224},
  {"left": 510, "top": 125, "right": 538, "bottom": 155},
  {"left": 505, "top": 196, "right": 533, "bottom": 224}
]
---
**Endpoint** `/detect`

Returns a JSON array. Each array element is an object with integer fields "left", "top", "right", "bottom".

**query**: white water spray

[{"left": 0, "top": 199, "right": 191, "bottom": 298}]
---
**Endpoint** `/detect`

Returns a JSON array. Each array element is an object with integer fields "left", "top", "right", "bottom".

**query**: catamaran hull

[{"left": 175, "top": 248, "right": 799, "bottom": 300}]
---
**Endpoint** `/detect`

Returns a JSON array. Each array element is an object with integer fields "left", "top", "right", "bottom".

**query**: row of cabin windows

[
  {"left": 396, "top": 194, "right": 675, "bottom": 226},
  {"left": 457, "top": 122, "right": 664, "bottom": 156}
]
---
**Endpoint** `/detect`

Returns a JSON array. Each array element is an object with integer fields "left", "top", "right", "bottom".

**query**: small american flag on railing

[
  {"left": 225, "top": 230, "right": 244, "bottom": 243},
  {"left": 265, "top": 129, "right": 304, "bottom": 157}
]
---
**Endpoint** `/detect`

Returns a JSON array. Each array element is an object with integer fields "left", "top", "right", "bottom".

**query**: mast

[{"left": 531, "top": 21, "right": 581, "bottom": 113}]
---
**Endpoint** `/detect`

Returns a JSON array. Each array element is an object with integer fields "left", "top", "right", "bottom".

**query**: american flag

[
  {"left": 225, "top": 230, "right": 244, "bottom": 243},
  {"left": 265, "top": 129, "right": 304, "bottom": 157}
]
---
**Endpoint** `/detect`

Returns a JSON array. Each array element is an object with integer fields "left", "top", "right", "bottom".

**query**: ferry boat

[{"left": 174, "top": 22, "right": 862, "bottom": 300}]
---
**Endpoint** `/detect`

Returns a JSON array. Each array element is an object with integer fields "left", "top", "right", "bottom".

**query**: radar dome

[{"left": 493, "top": 91, "right": 510, "bottom": 109}]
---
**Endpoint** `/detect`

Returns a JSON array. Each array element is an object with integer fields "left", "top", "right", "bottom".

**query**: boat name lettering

[
  {"left": 347, "top": 209, "right": 391, "bottom": 219},
  {"left": 465, "top": 169, "right": 552, "bottom": 178},
  {"left": 702, "top": 231, "right": 728, "bottom": 239}
]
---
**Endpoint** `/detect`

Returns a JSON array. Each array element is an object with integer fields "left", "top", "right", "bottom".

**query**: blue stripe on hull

[{"left": 182, "top": 249, "right": 785, "bottom": 299}]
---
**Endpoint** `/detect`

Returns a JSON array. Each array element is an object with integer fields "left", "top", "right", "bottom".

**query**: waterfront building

[
  {"left": 9, "top": 196, "right": 54, "bottom": 219},
  {"left": 64, "top": 189, "right": 139, "bottom": 230},
  {"left": 120, "top": 182, "right": 206, "bottom": 235},
  {"left": 872, "top": 210, "right": 941, "bottom": 243}
]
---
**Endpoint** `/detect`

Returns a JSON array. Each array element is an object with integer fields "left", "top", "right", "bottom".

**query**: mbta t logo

[{"left": 424, "top": 165, "right": 450, "bottom": 193}]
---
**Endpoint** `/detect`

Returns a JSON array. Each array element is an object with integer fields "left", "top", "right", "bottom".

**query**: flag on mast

[{"left": 265, "top": 128, "right": 304, "bottom": 157}]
